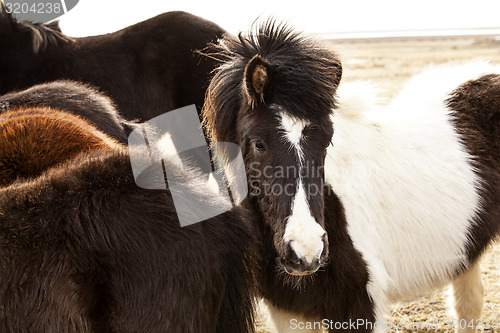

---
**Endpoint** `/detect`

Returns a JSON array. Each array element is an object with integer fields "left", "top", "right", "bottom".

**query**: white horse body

[{"left": 325, "top": 62, "right": 500, "bottom": 325}]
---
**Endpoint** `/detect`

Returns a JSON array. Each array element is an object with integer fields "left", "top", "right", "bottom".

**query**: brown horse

[
  {"left": 0, "top": 5, "right": 225, "bottom": 121},
  {"left": 0, "top": 106, "right": 257, "bottom": 332}
]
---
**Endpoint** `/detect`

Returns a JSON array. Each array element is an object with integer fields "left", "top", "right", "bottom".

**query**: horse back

[
  {"left": 447, "top": 73, "right": 500, "bottom": 263},
  {"left": 1, "top": 11, "right": 226, "bottom": 121},
  {"left": 0, "top": 107, "right": 120, "bottom": 186},
  {"left": 447, "top": 73, "right": 500, "bottom": 172},
  {"left": 0, "top": 80, "right": 133, "bottom": 143}
]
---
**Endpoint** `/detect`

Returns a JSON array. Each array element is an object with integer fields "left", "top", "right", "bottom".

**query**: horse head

[{"left": 204, "top": 21, "right": 342, "bottom": 276}]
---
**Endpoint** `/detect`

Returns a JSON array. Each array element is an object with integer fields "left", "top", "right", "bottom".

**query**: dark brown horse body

[
  {"left": 0, "top": 104, "right": 256, "bottom": 332},
  {"left": 0, "top": 8, "right": 225, "bottom": 121},
  {"left": 0, "top": 149, "right": 256, "bottom": 333}
]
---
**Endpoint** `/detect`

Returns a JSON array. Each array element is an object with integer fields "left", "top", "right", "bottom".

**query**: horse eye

[{"left": 254, "top": 140, "right": 266, "bottom": 152}]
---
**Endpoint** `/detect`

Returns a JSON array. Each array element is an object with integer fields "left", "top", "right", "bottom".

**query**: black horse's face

[
  {"left": 238, "top": 54, "right": 334, "bottom": 275},
  {"left": 204, "top": 28, "right": 342, "bottom": 276}
]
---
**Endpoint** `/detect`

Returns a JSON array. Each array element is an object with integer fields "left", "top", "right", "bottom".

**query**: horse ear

[
  {"left": 46, "top": 20, "right": 62, "bottom": 32},
  {"left": 331, "top": 58, "right": 343, "bottom": 87},
  {"left": 244, "top": 55, "right": 270, "bottom": 103}
]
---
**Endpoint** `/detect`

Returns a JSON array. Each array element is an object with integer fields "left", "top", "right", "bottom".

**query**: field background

[{"left": 256, "top": 35, "right": 500, "bottom": 333}]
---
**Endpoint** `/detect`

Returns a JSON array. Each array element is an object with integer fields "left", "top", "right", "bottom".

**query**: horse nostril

[
  {"left": 306, "top": 258, "right": 321, "bottom": 271},
  {"left": 281, "top": 240, "right": 326, "bottom": 276},
  {"left": 285, "top": 241, "right": 302, "bottom": 266}
]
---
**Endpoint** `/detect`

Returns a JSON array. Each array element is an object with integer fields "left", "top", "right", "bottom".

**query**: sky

[{"left": 59, "top": 0, "right": 500, "bottom": 38}]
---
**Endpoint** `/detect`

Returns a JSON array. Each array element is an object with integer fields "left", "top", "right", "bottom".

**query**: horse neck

[
  {"left": 241, "top": 196, "right": 280, "bottom": 286},
  {"left": 31, "top": 38, "right": 110, "bottom": 84},
  {"left": 2, "top": 43, "right": 73, "bottom": 94}
]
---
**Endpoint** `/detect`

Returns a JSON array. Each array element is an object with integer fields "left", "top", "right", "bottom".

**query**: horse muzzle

[{"left": 280, "top": 236, "right": 328, "bottom": 275}]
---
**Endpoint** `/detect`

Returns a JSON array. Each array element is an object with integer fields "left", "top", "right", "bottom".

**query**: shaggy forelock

[{"left": 202, "top": 19, "right": 342, "bottom": 143}]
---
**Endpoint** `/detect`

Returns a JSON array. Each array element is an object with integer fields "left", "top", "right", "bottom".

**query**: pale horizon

[{"left": 57, "top": 0, "right": 500, "bottom": 38}]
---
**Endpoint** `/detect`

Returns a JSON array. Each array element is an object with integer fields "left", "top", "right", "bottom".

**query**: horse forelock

[{"left": 202, "top": 19, "right": 341, "bottom": 144}]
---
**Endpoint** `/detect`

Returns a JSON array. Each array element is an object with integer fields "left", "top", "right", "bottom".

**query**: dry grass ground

[
  {"left": 331, "top": 36, "right": 500, "bottom": 99},
  {"left": 256, "top": 35, "right": 500, "bottom": 332}
]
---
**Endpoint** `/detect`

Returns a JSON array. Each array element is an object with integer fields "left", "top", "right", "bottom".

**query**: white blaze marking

[
  {"left": 283, "top": 181, "right": 325, "bottom": 263},
  {"left": 279, "top": 112, "right": 310, "bottom": 162},
  {"left": 279, "top": 110, "right": 324, "bottom": 263}
]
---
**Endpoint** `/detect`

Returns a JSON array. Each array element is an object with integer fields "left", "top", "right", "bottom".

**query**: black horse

[
  {"left": 0, "top": 107, "right": 257, "bottom": 332},
  {"left": 204, "top": 21, "right": 500, "bottom": 331},
  {"left": 0, "top": 5, "right": 225, "bottom": 121},
  {"left": 203, "top": 20, "right": 376, "bottom": 331}
]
